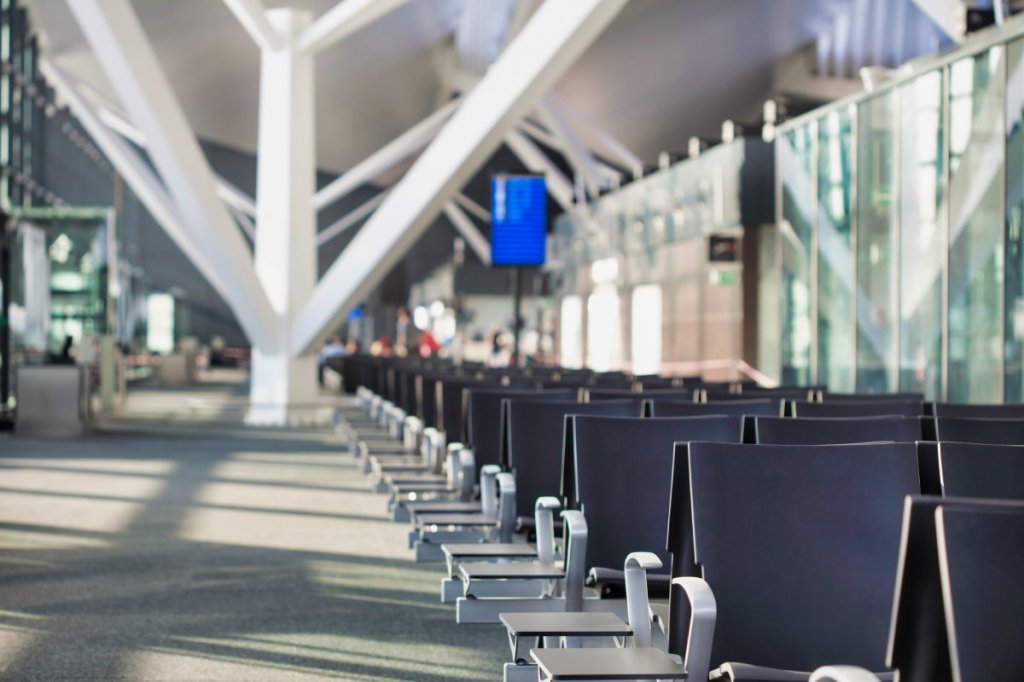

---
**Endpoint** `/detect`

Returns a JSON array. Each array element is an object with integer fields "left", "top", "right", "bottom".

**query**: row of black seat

[{"left": 337, "top": 356, "right": 1024, "bottom": 681}]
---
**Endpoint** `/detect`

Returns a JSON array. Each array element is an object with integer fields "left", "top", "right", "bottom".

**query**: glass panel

[
  {"left": 899, "top": 71, "right": 946, "bottom": 400},
  {"left": 816, "top": 108, "right": 854, "bottom": 391},
  {"left": 587, "top": 286, "right": 621, "bottom": 371},
  {"left": 948, "top": 46, "right": 1005, "bottom": 403},
  {"left": 779, "top": 124, "right": 815, "bottom": 386},
  {"left": 559, "top": 295, "right": 583, "bottom": 369},
  {"left": 856, "top": 94, "right": 899, "bottom": 392},
  {"left": 1006, "top": 38, "right": 1024, "bottom": 401},
  {"left": 631, "top": 284, "right": 662, "bottom": 375}
]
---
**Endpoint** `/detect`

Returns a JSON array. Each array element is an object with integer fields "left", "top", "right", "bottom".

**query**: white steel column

[
  {"left": 294, "top": 0, "right": 630, "bottom": 353},
  {"left": 249, "top": 8, "right": 318, "bottom": 423}
]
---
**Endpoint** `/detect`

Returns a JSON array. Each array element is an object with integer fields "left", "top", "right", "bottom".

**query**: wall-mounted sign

[
  {"left": 491, "top": 175, "right": 547, "bottom": 267},
  {"left": 708, "top": 234, "right": 739, "bottom": 262}
]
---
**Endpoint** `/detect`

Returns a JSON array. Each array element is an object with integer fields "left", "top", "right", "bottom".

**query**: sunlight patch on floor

[
  {"left": 0, "top": 458, "right": 176, "bottom": 476},
  {"left": 0, "top": 527, "right": 113, "bottom": 551},
  {"left": 0, "top": 469, "right": 168, "bottom": 501},
  {"left": 117, "top": 648, "right": 349, "bottom": 681},
  {"left": 0, "top": 490, "right": 143, "bottom": 534},
  {"left": 175, "top": 507, "right": 406, "bottom": 560},
  {"left": 0, "top": 626, "right": 39, "bottom": 673}
]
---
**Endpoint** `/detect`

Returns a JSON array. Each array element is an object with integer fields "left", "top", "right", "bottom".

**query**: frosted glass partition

[
  {"left": 816, "top": 107, "right": 855, "bottom": 391},
  {"left": 631, "top": 284, "right": 663, "bottom": 375},
  {"left": 587, "top": 286, "right": 621, "bottom": 371},
  {"left": 559, "top": 295, "right": 583, "bottom": 369},
  {"left": 1007, "top": 37, "right": 1024, "bottom": 402},
  {"left": 856, "top": 93, "right": 899, "bottom": 392},
  {"left": 773, "top": 21, "right": 1024, "bottom": 402},
  {"left": 779, "top": 125, "right": 815, "bottom": 386},
  {"left": 899, "top": 70, "right": 946, "bottom": 399}
]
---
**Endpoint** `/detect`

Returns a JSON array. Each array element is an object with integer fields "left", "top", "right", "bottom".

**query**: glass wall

[
  {"left": 856, "top": 93, "right": 899, "bottom": 392},
  {"left": 779, "top": 125, "right": 815, "bottom": 386},
  {"left": 946, "top": 46, "right": 1005, "bottom": 403},
  {"left": 774, "top": 25, "right": 1024, "bottom": 402},
  {"left": 816, "top": 108, "right": 854, "bottom": 391},
  {"left": 899, "top": 71, "right": 946, "bottom": 399},
  {"left": 1005, "top": 37, "right": 1024, "bottom": 402}
]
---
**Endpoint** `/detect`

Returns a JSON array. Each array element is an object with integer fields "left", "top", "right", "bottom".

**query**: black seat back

[
  {"left": 822, "top": 392, "right": 924, "bottom": 402},
  {"left": 755, "top": 415, "right": 922, "bottom": 445},
  {"left": 934, "top": 417, "right": 1024, "bottom": 445},
  {"left": 687, "top": 441, "right": 919, "bottom": 671},
  {"left": 415, "top": 373, "right": 442, "bottom": 429},
  {"left": 935, "top": 442, "right": 1024, "bottom": 499},
  {"left": 792, "top": 400, "right": 923, "bottom": 418},
  {"left": 705, "top": 387, "right": 812, "bottom": 402},
  {"left": 505, "top": 399, "right": 638, "bottom": 520},
  {"left": 649, "top": 399, "right": 780, "bottom": 427},
  {"left": 436, "top": 377, "right": 481, "bottom": 442},
  {"left": 571, "top": 416, "right": 743, "bottom": 573},
  {"left": 652, "top": 400, "right": 779, "bottom": 442},
  {"left": 466, "top": 387, "right": 573, "bottom": 469},
  {"left": 934, "top": 505, "right": 1024, "bottom": 681},
  {"left": 933, "top": 402, "right": 1024, "bottom": 418},
  {"left": 887, "top": 497, "right": 1024, "bottom": 682}
]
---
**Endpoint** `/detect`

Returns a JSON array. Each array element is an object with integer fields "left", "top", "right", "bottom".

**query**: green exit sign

[{"left": 709, "top": 269, "right": 738, "bottom": 286}]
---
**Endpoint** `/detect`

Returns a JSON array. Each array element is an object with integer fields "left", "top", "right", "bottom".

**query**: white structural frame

[
  {"left": 294, "top": 0, "right": 630, "bottom": 354},
  {"left": 68, "top": 0, "right": 279, "bottom": 351},
  {"left": 317, "top": 190, "right": 390, "bottom": 247},
  {"left": 222, "top": 0, "right": 283, "bottom": 52},
  {"left": 313, "top": 97, "right": 461, "bottom": 212},
  {"left": 41, "top": 58, "right": 233, "bottom": 304},
  {"left": 537, "top": 96, "right": 604, "bottom": 198},
  {"left": 62, "top": 0, "right": 631, "bottom": 416},
  {"left": 504, "top": 128, "right": 575, "bottom": 211},
  {"left": 443, "top": 201, "right": 491, "bottom": 265},
  {"left": 910, "top": 0, "right": 965, "bottom": 43},
  {"left": 297, "top": 0, "right": 412, "bottom": 54}
]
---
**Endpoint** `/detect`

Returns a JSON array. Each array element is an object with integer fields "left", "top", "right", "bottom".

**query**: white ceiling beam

[
  {"left": 505, "top": 128, "right": 574, "bottom": 212},
  {"left": 68, "top": 0, "right": 278, "bottom": 351},
  {"left": 297, "top": 0, "right": 410, "bottom": 54},
  {"left": 41, "top": 59, "right": 234, "bottom": 305},
  {"left": 313, "top": 96, "right": 461, "bottom": 212},
  {"left": 317, "top": 190, "right": 390, "bottom": 247},
  {"left": 443, "top": 201, "right": 491, "bottom": 266},
  {"left": 215, "top": 175, "right": 257, "bottom": 217},
  {"left": 72, "top": 79, "right": 260, "bottom": 218},
  {"left": 909, "top": 0, "right": 964, "bottom": 43},
  {"left": 551, "top": 94, "right": 643, "bottom": 175},
  {"left": 519, "top": 117, "right": 622, "bottom": 183},
  {"left": 293, "top": 0, "right": 629, "bottom": 354},
  {"left": 222, "top": 0, "right": 282, "bottom": 52},
  {"left": 455, "top": 192, "right": 490, "bottom": 223},
  {"left": 537, "top": 96, "right": 604, "bottom": 197},
  {"left": 228, "top": 201, "right": 256, "bottom": 240}
]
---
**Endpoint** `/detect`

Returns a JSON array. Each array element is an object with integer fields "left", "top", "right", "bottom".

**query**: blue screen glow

[{"left": 490, "top": 175, "right": 547, "bottom": 266}]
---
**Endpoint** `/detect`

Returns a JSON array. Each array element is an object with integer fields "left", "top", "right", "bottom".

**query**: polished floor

[{"left": 0, "top": 376, "right": 504, "bottom": 681}]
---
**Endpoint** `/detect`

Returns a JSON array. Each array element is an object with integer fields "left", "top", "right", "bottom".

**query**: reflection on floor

[{"left": 0, "top": 390, "right": 504, "bottom": 680}]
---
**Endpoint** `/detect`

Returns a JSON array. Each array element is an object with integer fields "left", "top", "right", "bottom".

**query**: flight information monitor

[{"left": 490, "top": 174, "right": 547, "bottom": 266}]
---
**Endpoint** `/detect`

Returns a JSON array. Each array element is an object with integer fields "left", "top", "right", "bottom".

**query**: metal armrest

[
  {"left": 495, "top": 472, "right": 517, "bottom": 543},
  {"left": 479, "top": 464, "right": 501, "bottom": 516},
  {"left": 445, "top": 442, "right": 464, "bottom": 488},
  {"left": 623, "top": 552, "right": 662, "bottom": 648},
  {"left": 402, "top": 416, "right": 423, "bottom": 450},
  {"left": 810, "top": 667, "right": 882, "bottom": 682},
  {"left": 455, "top": 446, "right": 475, "bottom": 500},
  {"left": 561, "top": 510, "right": 588, "bottom": 612},
  {"left": 534, "top": 497, "right": 561, "bottom": 564},
  {"left": 673, "top": 577, "right": 716, "bottom": 682},
  {"left": 421, "top": 428, "right": 443, "bottom": 473}
]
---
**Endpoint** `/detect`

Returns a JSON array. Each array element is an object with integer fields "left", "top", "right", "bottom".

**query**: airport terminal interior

[{"left": 2, "top": 0, "right": 1024, "bottom": 680}]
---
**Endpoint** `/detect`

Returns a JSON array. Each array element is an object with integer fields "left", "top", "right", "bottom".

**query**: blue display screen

[{"left": 490, "top": 175, "right": 547, "bottom": 266}]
